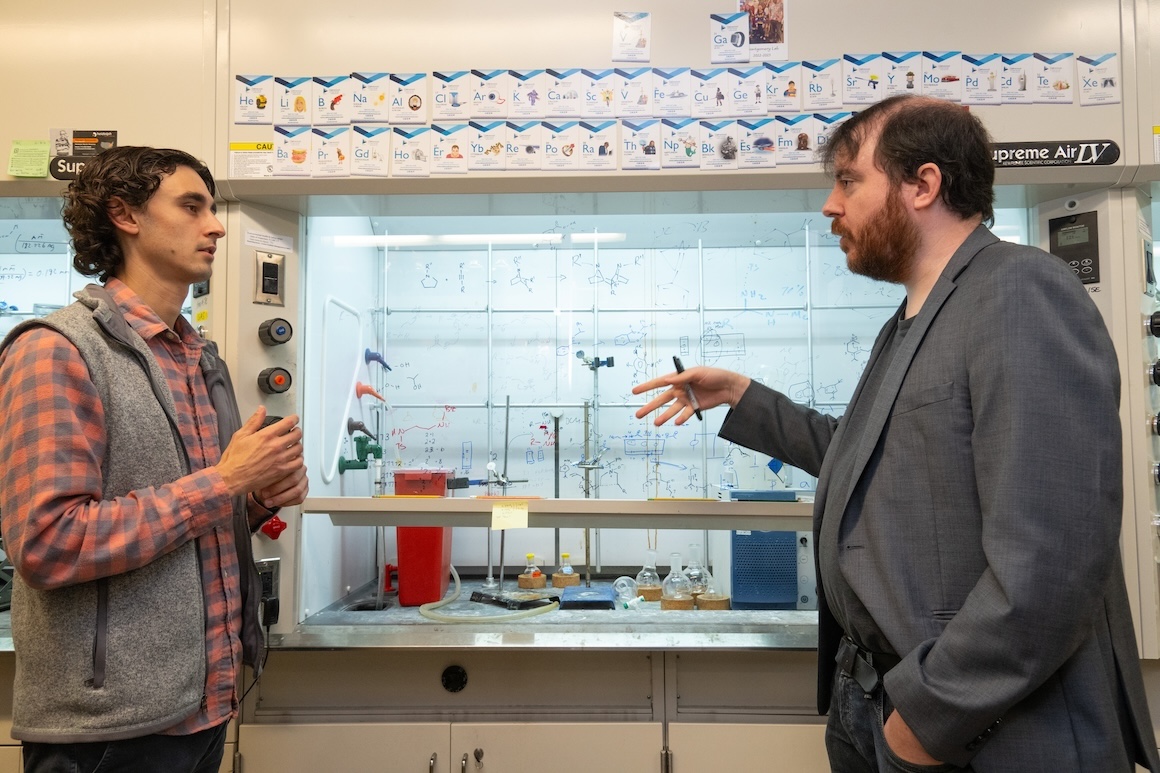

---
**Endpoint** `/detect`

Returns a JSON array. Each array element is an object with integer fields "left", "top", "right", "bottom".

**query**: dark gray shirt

[{"left": 818, "top": 312, "right": 913, "bottom": 654}]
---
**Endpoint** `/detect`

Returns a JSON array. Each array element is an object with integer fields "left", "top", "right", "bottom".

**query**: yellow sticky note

[
  {"left": 8, "top": 140, "right": 50, "bottom": 178},
  {"left": 491, "top": 500, "right": 529, "bottom": 530}
]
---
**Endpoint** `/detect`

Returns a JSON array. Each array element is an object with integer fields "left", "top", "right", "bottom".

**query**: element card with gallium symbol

[
  {"left": 391, "top": 126, "right": 432, "bottom": 177},
  {"left": 709, "top": 12, "right": 750, "bottom": 65},
  {"left": 234, "top": 75, "right": 273, "bottom": 125},
  {"left": 274, "top": 77, "right": 312, "bottom": 126},
  {"left": 1077, "top": 54, "right": 1121, "bottom": 106},
  {"left": 961, "top": 55, "right": 1002, "bottom": 106},
  {"left": 350, "top": 72, "right": 391, "bottom": 123},
  {"left": 312, "top": 76, "right": 352, "bottom": 126},
  {"left": 432, "top": 71, "right": 472, "bottom": 121},
  {"left": 351, "top": 125, "right": 391, "bottom": 177},
  {"left": 389, "top": 73, "right": 428, "bottom": 125},
  {"left": 612, "top": 12, "right": 652, "bottom": 63}
]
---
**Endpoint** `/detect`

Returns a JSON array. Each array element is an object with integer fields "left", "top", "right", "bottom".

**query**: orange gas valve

[{"left": 260, "top": 514, "right": 287, "bottom": 540}]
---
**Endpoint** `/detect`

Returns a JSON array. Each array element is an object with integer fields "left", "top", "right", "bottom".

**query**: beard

[{"left": 831, "top": 189, "right": 920, "bottom": 284}]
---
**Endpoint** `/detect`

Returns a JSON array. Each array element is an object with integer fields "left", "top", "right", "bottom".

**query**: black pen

[{"left": 672, "top": 356, "right": 703, "bottom": 421}]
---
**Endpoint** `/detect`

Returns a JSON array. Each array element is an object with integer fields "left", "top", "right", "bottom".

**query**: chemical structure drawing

[
  {"left": 588, "top": 262, "right": 630, "bottom": 294},
  {"left": 508, "top": 255, "right": 535, "bottom": 292},
  {"left": 845, "top": 334, "right": 872, "bottom": 366},
  {"left": 420, "top": 262, "right": 438, "bottom": 289}
]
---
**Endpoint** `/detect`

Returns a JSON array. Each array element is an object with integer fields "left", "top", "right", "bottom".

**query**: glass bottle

[
  {"left": 661, "top": 552, "right": 692, "bottom": 600},
  {"left": 558, "top": 552, "right": 575, "bottom": 575},
  {"left": 685, "top": 543, "right": 709, "bottom": 596},
  {"left": 524, "top": 553, "right": 541, "bottom": 577},
  {"left": 635, "top": 549, "right": 662, "bottom": 600}
]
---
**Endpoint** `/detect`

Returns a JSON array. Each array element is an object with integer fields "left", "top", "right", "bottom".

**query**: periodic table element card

[
  {"left": 350, "top": 72, "right": 391, "bottom": 123},
  {"left": 578, "top": 120, "right": 618, "bottom": 171},
  {"left": 882, "top": 51, "right": 922, "bottom": 96},
  {"left": 622, "top": 118, "right": 662, "bottom": 170},
  {"left": 313, "top": 75, "right": 352, "bottom": 126},
  {"left": 469, "top": 120, "right": 508, "bottom": 171},
  {"left": 471, "top": 69, "right": 512, "bottom": 119},
  {"left": 1001, "top": 54, "right": 1035, "bottom": 104},
  {"left": 962, "top": 55, "right": 1002, "bottom": 106},
  {"left": 432, "top": 71, "right": 472, "bottom": 121},
  {"left": 351, "top": 125, "right": 391, "bottom": 177},
  {"left": 738, "top": 118, "right": 778, "bottom": 169},
  {"left": 764, "top": 61, "right": 802, "bottom": 113},
  {"left": 773, "top": 113, "right": 816, "bottom": 165},
  {"left": 615, "top": 67, "right": 654, "bottom": 118},
  {"left": 691, "top": 68, "right": 732, "bottom": 118},
  {"left": 1077, "top": 54, "right": 1121, "bottom": 106},
  {"left": 542, "top": 120, "right": 582, "bottom": 171},
  {"left": 389, "top": 72, "right": 429, "bottom": 125},
  {"left": 581, "top": 69, "right": 618, "bottom": 119},
  {"left": 843, "top": 54, "right": 886, "bottom": 105},
  {"left": 661, "top": 118, "right": 700, "bottom": 169},
  {"left": 729, "top": 66, "right": 768, "bottom": 117},
  {"left": 1033, "top": 52, "right": 1076, "bottom": 104},
  {"left": 506, "top": 121, "right": 544, "bottom": 171},
  {"left": 509, "top": 69, "right": 548, "bottom": 120},
  {"left": 235, "top": 75, "right": 273, "bottom": 125},
  {"left": 710, "top": 12, "right": 750, "bottom": 64},
  {"left": 921, "top": 52, "right": 963, "bottom": 102},
  {"left": 274, "top": 77, "right": 312, "bottom": 126},
  {"left": 700, "top": 120, "right": 739, "bottom": 171},
  {"left": 391, "top": 126, "right": 432, "bottom": 177},
  {"left": 545, "top": 69, "right": 584, "bottom": 118},
  {"left": 801, "top": 59, "right": 842, "bottom": 110},
  {"left": 431, "top": 123, "right": 471, "bottom": 175},
  {"left": 311, "top": 126, "right": 351, "bottom": 178},
  {"left": 653, "top": 67, "right": 692, "bottom": 117}
]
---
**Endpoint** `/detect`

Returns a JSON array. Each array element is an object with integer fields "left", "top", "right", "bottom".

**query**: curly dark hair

[
  {"left": 819, "top": 95, "right": 995, "bottom": 224},
  {"left": 62, "top": 147, "right": 217, "bottom": 281}
]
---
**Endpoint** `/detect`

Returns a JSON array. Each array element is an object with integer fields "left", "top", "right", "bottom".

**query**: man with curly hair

[{"left": 0, "top": 147, "right": 308, "bottom": 772}]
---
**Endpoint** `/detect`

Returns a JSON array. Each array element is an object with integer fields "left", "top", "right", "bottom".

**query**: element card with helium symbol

[
  {"left": 311, "top": 127, "right": 351, "bottom": 178},
  {"left": 763, "top": 61, "right": 802, "bottom": 113},
  {"left": 581, "top": 69, "right": 617, "bottom": 119},
  {"left": 274, "top": 77, "right": 312, "bottom": 126},
  {"left": 273, "top": 125, "right": 311, "bottom": 177},
  {"left": 542, "top": 121, "right": 581, "bottom": 171},
  {"left": 432, "top": 71, "right": 471, "bottom": 121},
  {"left": 653, "top": 67, "right": 692, "bottom": 117},
  {"left": 471, "top": 69, "right": 511, "bottom": 120},
  {"left": 431, "top": 123, "right": 470, "bottom": 175},
  {"left": 691, "top": 68, "right": 732, "bottom": 119},
  {"left": 614, "top": 68, "right": 654, "bottom": 118},
  {"left": 389, "top": 73, "right": 428, "bottom": 125},
  {"left": 1032, "top": 52, "right": 1075, "bottom": 104},
  {"left": 772, "top": 113, "right": 815, "bottom": 165},
  {"left": 882, "top": 52, "right": 922, "bottom": 96},
  {"left": 709, "top": 12, "right": 750, "bottom": 64},
  {"left": 391, "top": 126, "right": 432, "bottom": 177},
  {"left": 660, "top": 118, "right": 700, "bottom": 169},
  {"left": 921, "top": 52, "right": 963, "bottom": 102},
  {"left": 1077, "top": 54, "right": 1120, "bottom": 106},
  {"left": 351, "top": 125, "right": 391, "bottom": 177},
  {"left": 468, "top": 120, "right": 507, "bottom": 171},
  {"left": 509, "top": 70, "right": 548, "bottom": 120},
  {"left": 578, "top": 120, "right": 617, "bottom": 171},
  {"left": 545, "top": 69, "right": 584, "bottom": 119},
  {"left": 738, "top": 118, "right": 778, "bottom": 169},
  {"left": 506, "top": 121, "right": 544, "bottom": 171},
  {"left": 235, "top": 75, "right": 272, "bottom": 125},
  {"left": 312, "top": 76, "right": 352, "bottom": 126},
  {"left": 621, "top": 119, "right": 661, "bottom": 171},
  {"left": 961, "top": 55, "right": 1002, "bottom": 106},
  {"left": 350, "top": 72, "right": 391, "bottom": 123}
]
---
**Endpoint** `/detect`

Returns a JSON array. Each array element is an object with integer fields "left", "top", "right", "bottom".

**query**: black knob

[
  {"left": 258, "top": 367, "right": 292, "bottom": 394},
  {"left": 1153, "top": 415, "right": 1160, "bottom": 436},
  {"left": 1152, "top": 362, "right": 1160, "bottom": 387},
  {"left": 441, "top": 664, "right": 468, "bottom": 693},
  {"left": 1148, "top": 312, "right": 1160, "bottom": 338},
  {"left": 258, "top": 318, "right": 293, "bottom": 346},
  {"left": 1154, "top": 464, "right": 1160, "bottom": 486}
]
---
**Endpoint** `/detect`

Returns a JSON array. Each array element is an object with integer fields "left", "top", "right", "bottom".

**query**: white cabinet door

[
  {"left": 238, "top": 723, "right": 450, "bottom": 773},
  {"left": 668, "top": 723, "right": 829, "bottom": 772},
  {"left": 451, "top": 722, "right": 663, "bottom": 773}
]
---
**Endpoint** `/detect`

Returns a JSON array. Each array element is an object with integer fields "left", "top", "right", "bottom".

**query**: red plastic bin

[{"left": 394, "top": 470, "right": 452, "bottom": 606}]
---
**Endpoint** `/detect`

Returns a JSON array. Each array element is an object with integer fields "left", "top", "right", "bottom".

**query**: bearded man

[{"left": 633, "top": 95, "right": 1159, "bottom": 773}]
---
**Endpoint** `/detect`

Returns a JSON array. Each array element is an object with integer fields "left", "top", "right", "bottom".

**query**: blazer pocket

[{"left": 893, "top": 381, "right": 954, "bottom": 417}]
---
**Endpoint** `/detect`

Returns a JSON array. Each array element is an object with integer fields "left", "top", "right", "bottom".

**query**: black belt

[{"left": 835, "top": 636, "right": 901, "bottom": 695}]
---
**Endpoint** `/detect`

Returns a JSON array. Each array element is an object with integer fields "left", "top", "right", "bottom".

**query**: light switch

[{"left": 254, "top": 251, "right": 285, "bottom": 306}]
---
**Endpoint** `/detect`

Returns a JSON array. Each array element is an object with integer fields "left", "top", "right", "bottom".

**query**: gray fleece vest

[{"left": 0, "top": 285, "right": 255, "bottom": 743}]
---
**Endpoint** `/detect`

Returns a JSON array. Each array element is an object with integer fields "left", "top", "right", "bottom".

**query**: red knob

[{"left": 260, "top": 514, "right": 287, "bottom": 540}]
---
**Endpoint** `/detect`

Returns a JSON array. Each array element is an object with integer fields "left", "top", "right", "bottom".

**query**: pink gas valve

[
  {"left": 260, "top": 514, "right": 287, "bottom": 540},
  {"left": 355, "top": 382, "right": 386, "bottom": 402}
]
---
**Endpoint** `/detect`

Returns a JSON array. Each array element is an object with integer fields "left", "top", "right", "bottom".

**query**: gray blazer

[{"left": 720, "top": 225, "right": 1159, "bottom": 771}]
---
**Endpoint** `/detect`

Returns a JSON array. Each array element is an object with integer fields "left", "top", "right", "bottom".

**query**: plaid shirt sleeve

[{"left": 0, "top": 326, "right": 233, "bottom": 591}]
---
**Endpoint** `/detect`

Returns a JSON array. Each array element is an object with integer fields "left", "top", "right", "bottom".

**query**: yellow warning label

[
  {"left": 229, "top": 142, "right": 274, "bottom": 151},
  {"left": 195, "top": 310, "right": 209, "bottom": 323}
]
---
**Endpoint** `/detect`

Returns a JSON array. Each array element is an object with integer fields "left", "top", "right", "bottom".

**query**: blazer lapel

[{"left": 835, "top": 224, "right": 999, "bottom": 519}]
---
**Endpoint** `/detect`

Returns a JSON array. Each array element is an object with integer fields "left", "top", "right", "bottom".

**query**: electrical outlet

[{"left": 256, "top": 557, "right": 280, "bottom": 600}]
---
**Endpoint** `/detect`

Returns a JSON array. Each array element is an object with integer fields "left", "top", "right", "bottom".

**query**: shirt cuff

[{"left": 247, "top": 493, "right": 281, "bottom": 532}]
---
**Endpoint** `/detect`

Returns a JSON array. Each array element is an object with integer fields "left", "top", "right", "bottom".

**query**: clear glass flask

[{"left": 661, "top": 553, "right": 693, "bottom": 600}]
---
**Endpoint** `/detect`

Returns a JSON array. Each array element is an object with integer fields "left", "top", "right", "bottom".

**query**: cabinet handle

[
  {"left": 429, "top": 752, "right": 437, "bottom": 773},
  {"left": 461, "top": 753, "right": 469, "bottom": 773}
]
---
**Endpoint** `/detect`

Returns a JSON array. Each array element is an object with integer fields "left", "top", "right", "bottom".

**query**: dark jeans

[
  {"left": 826, "top": 668, "right": 966, "bottom": 773},
  {"left": 23, "top": 721, "right": 227, "bottom": 773}
]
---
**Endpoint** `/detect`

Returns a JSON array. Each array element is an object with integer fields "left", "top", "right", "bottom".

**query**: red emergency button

[
  {"left": 258, "top": 367, "right": 292, "bottom": 394},
  {"left": 260, "top": 514, "right": 287, "bottom": 540}
]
